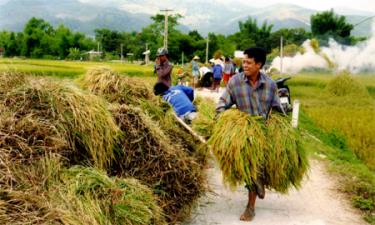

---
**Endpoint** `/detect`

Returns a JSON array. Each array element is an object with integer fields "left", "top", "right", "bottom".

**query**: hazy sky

[
  {"left": 76, "top": 0, "right": 375, "bottom": 13},
  {"left": 242, "top": 0, "right": 375, "bottom": 12}
]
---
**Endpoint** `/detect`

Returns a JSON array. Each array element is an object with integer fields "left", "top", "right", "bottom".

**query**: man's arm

[
  {"left": 216, "top": 88, "right": 234, "bottom": 114},
  {"left": 156, "top": 63, "right": 173, "bottom": 78}
]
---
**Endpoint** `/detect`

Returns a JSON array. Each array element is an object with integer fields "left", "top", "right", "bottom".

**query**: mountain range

[{"left": 0, "top": 0, "right": 373, "bottom": 37}]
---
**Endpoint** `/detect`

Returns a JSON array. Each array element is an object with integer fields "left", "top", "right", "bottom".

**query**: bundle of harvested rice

[
  {"left": 209, "top": 109, "right": 308, "bottom": 192},
  {"left": 78, "top": 67, "right": 206, "bottom": 164},
  {"left": 109, "top": 104, "right": 205, "bottom": 223},
  {"left": 264, "top": 114, "right": 308, "bottom": 193},
  {"left": 2, "top": 78, "right": 119, "bottom": 169},
  {"left": 192, "top": 98, "right": 216, "bottom": 139},
  {"left": 53, "top": 166, "right": 165, "bottom": 225},
  {"left": 325, "top": 72, "right": 370, "bottom": 98},
  {"left": 0, "top": 109, "right": 70, "bottom": 187},
  {"left": 208, "top": 109, "right": 266, "bottom": 189},
  {"left": 77, "top": 67, "right": 153, "bottom": 105},
  {"left": 0, "top": 190, "right": 61, "bottom": 225},
  {"left": 0, "top": 155, "right": 64, "bottom": 224}
]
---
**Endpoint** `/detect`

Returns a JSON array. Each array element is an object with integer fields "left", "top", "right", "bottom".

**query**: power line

[{"left": 353, "top": 15, "right": 375, "bottom": 27}]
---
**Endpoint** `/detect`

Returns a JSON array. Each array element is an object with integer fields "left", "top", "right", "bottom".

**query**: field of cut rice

[{"left": 1, "top": 58, "right": 374, "bottom": 223}]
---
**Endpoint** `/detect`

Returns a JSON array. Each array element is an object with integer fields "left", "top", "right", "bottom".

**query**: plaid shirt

[{"left": 216, "top": 72, "right": 281, "bottom": 118}]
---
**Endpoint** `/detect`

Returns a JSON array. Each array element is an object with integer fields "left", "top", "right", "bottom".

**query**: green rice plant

[
  {"left": 264, "top": 114, "right": 309, "bottom": 193},
  {"left": 3, "top": 78, "right": 120, "bottom": 169},
  {"left": 299, "top": 109, "right": 375, "bottom": 224},
  {"left": 192, "top": 98, "right": 216, "bottom": 139},
  {"left": 306, "top": 106, "right": 375, "bottom": 170},
  {"left": 208, "top": 109, "right": 266, "bottom": 189}
]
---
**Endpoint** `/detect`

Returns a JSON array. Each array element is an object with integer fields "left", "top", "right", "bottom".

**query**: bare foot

[{"left": 240, "top": 206, "right": 255, "bottom": 221}]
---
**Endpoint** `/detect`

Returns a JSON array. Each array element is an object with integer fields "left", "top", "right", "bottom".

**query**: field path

[{"left": 185, "top": 88, "right": 366, "bottom": 225}]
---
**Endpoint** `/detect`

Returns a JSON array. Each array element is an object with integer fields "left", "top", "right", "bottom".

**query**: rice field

[
  {"left": 1, "top": 58, "right": 374, "bottom": 223},
  {"left": 0, "top": 58, "right": 155, "bottom": 78},
  {"left": 288, "top": 72, "right": 375, "bottom": 223}
]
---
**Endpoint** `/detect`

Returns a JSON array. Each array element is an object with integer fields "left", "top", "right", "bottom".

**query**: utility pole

[
  {"left": 181, "top": 52, "right": 184, "bottom": 65},
  {"left": 205, "top": 34, "right": 209, "bottom": 64},
  {"left": 120, "top": 43, "right": 123, "bottom": 63},
  {"left": 280, "top": 36, "right": 283, "bottom": 74},
  {"left": 145, "top": 43, "right": 149, "bottom": 64},
  {"left": 160, "top": 9, "right": 173, "bottom": 50}
]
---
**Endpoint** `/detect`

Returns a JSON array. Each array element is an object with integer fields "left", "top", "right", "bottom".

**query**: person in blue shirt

[
  {"left": 153, "top": 82, "right": 197, "bottom": 123},
  {"left": 212, "top": 60, "right": 223, "bottom": 92}
]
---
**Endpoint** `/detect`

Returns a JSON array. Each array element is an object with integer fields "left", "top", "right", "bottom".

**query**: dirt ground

[{"left": 184, "top": 88, "right": 367, "bottom": 225}]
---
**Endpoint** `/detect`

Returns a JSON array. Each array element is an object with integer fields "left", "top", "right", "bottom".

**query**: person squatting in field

[
  {"left": 216, "top": 47, "right": 283, "bottom": 221},
  {"left": 153, "top": 82, "right": 197, "bottom": 123}
]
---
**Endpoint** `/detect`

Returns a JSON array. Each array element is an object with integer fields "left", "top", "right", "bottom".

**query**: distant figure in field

[
  {"left": 191, "top": 55, "right": 200, "bottom": 88},
  {"left": 212, "top": 59, "right": 223, "bottom": 92},
  {"left": 155, "top": 47, "right": 173, "bottom": 87},
  {"left": 223, "top": 57, "right": 234, "bottom": 85}
]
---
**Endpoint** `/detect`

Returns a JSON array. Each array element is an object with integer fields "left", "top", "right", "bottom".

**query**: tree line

[{"left": 0, "top": 9, "right": 363, "bottom": 62}]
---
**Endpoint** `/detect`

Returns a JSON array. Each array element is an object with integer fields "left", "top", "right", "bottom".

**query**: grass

[{"left": 289, "top": 72, "right": 375, "bottom": 224}]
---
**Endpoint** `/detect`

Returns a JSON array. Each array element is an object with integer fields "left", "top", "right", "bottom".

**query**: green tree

[
  {"left": 236, "top": 17, "right": 273, "bottom": 52},
  {"left": 268, "top": 28, "right": 311, "bottom": 50},
  {"left": 95, "top": 29, "right": 123, "bottom": 53},
  {"left": 22, "top": 17, "right": 55, "bottom": 57},
  {"left": 311, "top": 9, "right": 354, "bottom": 45}
]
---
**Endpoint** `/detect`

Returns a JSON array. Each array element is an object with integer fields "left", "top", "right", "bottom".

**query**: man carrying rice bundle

[{"left": 216, "top": 47, "right": 283, "bottom": 221}]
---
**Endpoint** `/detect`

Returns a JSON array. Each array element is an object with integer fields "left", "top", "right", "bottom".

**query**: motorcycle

[{"left": 275, "top": 77, "right": 292, "bottom": 113}]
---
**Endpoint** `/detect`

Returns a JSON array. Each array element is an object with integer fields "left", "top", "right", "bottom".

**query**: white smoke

[{"left": 270, "top": 21, "right": 375, "bottom": 74}]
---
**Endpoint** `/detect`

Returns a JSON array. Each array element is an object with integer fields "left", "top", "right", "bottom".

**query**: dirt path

[{"left": 185, "top": 88, "right": 366, "bottom": 225}]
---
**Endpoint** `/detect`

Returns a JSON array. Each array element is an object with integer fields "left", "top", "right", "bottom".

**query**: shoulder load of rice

[{"left": 209, "top": 109, "right": 308, "bottom": 192}]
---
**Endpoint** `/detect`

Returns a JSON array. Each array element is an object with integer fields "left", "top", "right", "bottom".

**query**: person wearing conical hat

[{"left": 191, "top": 55, "right": 200, "bottom": 88}]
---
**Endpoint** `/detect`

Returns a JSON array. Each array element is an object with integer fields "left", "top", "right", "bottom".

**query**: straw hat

[{"left": 193, "top": 55, "right": 200, "bottom": 60}]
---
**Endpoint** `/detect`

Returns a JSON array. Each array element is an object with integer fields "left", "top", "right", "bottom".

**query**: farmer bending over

[
  {"left": 154, "top": 82, "right": 197, "bottom": 123},
  {"left": 216, "top": 47, "right": 283, "bottom": 221}
]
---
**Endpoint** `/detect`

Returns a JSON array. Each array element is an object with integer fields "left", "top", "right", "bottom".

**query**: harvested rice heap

[
  {"left": 0, "top": 72, "right": 162, "bottom": 224},
  {"left": 209, "top": 109, "right": 308, "bottom": 192},
  {"left": 325, "top": 71, "right": 370, "bottom": 98},
  {"left": 77, "top": 67, "right": 207, "bottom": 222},
  {"left": 110, "top": 105, "right": 205, "bottom": 222},
  {"left": 78, "top": 67, "right": 206, "bottom": 163},
  {"left": 1, "top": 77, "right": 119, "bottom": 170}
]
